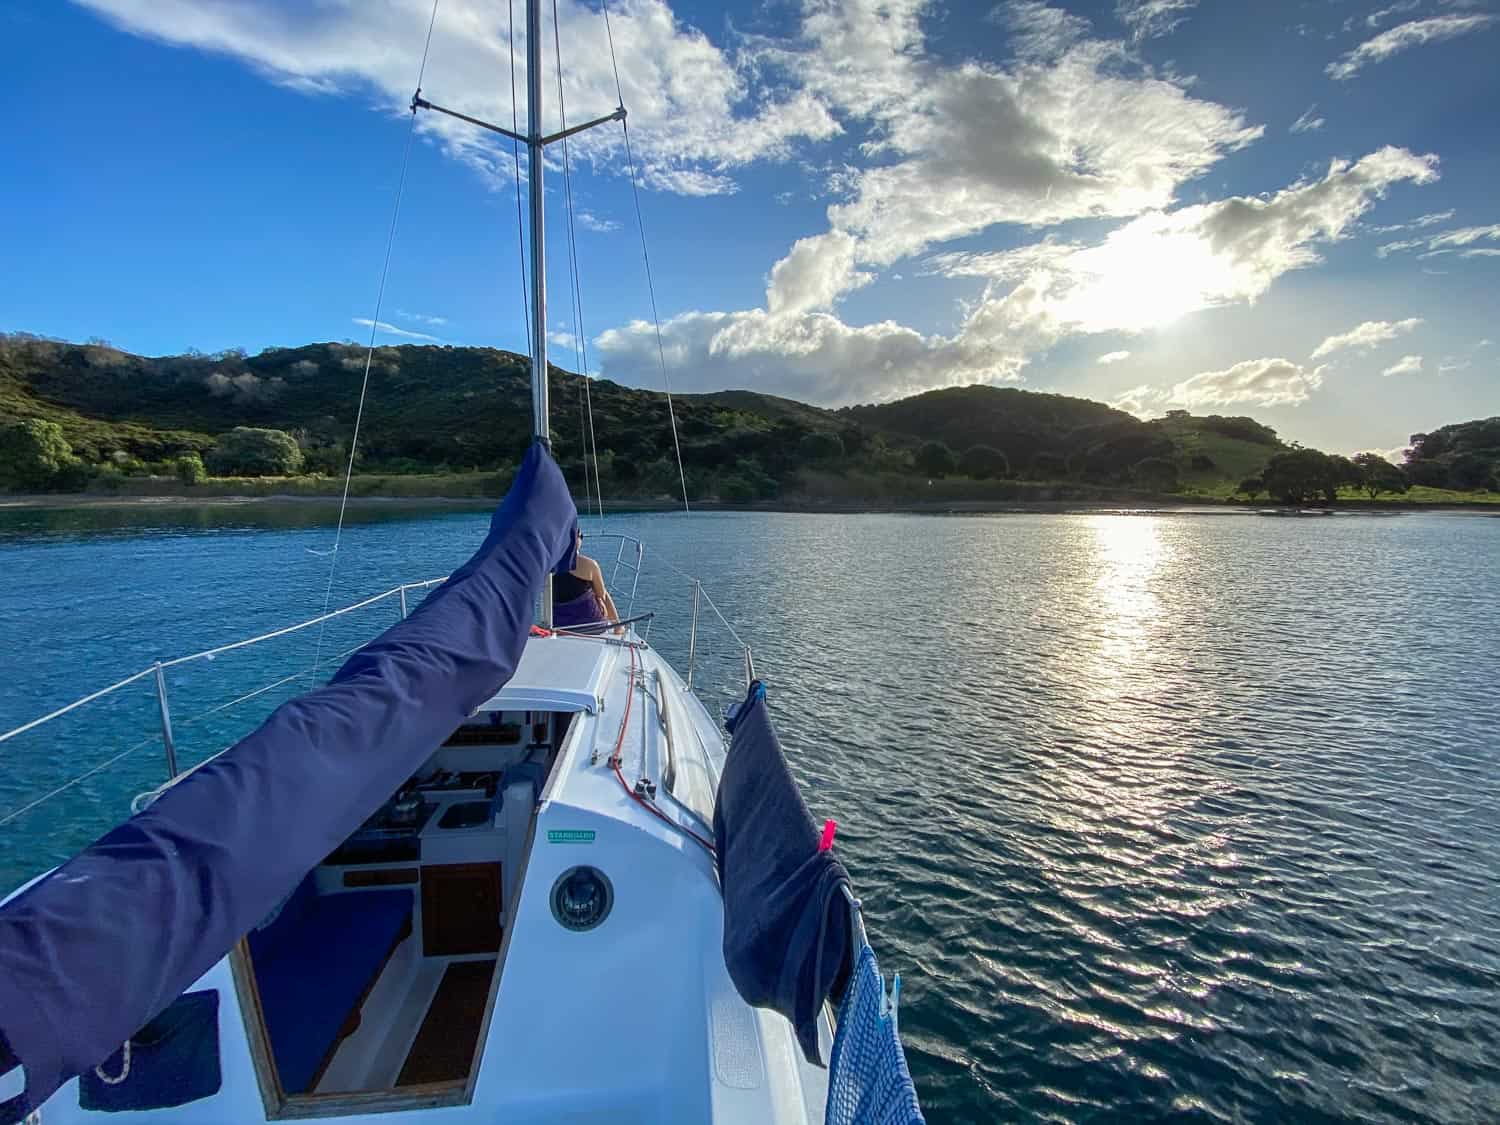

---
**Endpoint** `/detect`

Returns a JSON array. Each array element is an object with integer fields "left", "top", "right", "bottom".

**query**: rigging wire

[
  {"left": 507, "top": 0, "right": 531, "bottom": 358},
  {"left": 311, "top": 0, "right": 442, "bottom": 677},
  {"left": 551, "top": 0, "right": 605, "bottom": 522},
  {"left": 600, "top": 0, "right": 691, "bottom": 514}
]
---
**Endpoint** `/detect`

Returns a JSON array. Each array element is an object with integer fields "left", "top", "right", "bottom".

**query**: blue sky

[{"left": 1, "top": 0, "right": 1497, "bottom": 456}]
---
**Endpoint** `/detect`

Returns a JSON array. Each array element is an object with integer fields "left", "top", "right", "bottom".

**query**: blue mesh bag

[{"left": 826, "top": 942, "right": 925, "bottom": 1125}]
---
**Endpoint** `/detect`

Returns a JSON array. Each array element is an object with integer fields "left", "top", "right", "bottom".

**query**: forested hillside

[{"left": 2, "top": 333, "right": 1491, "bottom": 503}]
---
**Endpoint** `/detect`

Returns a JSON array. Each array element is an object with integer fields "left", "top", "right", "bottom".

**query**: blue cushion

[{"left": 248, "top": 887, "right": 413, "bottom": 1094}]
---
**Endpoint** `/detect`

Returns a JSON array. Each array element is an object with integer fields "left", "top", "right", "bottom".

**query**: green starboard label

[{"left": 546, "top": 829, "right": 596, "bottom": 844}]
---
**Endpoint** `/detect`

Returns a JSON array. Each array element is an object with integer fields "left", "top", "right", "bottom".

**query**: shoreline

[{"left": 2, "top": 492, "right": 1495, "bottom": 516}]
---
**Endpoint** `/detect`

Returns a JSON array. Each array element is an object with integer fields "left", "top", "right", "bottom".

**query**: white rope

[
  {"left": 0, "top": 579, "right": 445, "bottom": 753},
  {"left": 311, "top": 0, "right": 442, "bottom": 676},
  {"left": 94, "top": 1039, "right": 131, "bottom": 1085},
  {"left": 601, "top": 0, "right": 690, "bottom": 514},
  {"left": 0, "top": 666, "right": 155, "bottom": 746}
]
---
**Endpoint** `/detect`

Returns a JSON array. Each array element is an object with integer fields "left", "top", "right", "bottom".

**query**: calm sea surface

[{"left": 2, "top": 504, "right": 1499, "bottom": 1123}]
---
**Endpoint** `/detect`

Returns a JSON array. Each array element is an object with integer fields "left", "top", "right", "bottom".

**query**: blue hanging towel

[
  {"left": 826, "top": 941, "right": 925, "bottom": 1125},
  {"left": 714, "top": 681, "right": 852, "bottom": 1065}
]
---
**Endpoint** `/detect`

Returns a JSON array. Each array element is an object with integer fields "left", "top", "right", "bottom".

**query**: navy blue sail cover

[
  {"left": 713, "top": 682, "right": 852, "bottom": 1065},
  {"left": 0, "top": 442, "right": 576, "bottom": 1121}
]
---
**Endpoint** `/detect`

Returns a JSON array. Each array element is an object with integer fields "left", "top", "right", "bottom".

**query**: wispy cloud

[
  {"left": 1370, "top": 209, "right": 1455, "bottom": 234},
  {"left": 352, "top": 317, "right": 439, "bottom": 342},
  {"left": 1380, "top": 222, "right": 1500, "bottom": 259},
  {"left": 395, "top": 309, "right": 448, "bottom": 327},
  {"left": 1312, "top": 317, "right": 1422, "bottom": 358},
  {"left": 1097, "top": 350, "right": 1132, "bottom": 365},
  {"left": 1365, "top": 0, "right": 1422, "bottom": 30},
  {"left": 1327, "top": 14, "right": 1496, "bottom": 80},
  {"left": 1115, "top": 0, "right": 1197, "bottom": 40},
  {"left": 1382, "top": 354, "right": 1424, "bottom": 376},
  {"left": 1290, "top": 105, "right": 1325, "bottom": 134},
  {"left": 575, "top": 210, "right": 619, "bottom": 233}
]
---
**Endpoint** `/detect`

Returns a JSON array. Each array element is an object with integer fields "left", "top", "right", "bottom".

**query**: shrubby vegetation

[{"left": 1, "top": 333, "right": 1494, "bottom": 505}]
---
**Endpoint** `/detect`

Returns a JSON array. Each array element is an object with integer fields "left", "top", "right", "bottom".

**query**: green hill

[{"left": 2, "top": 332, "right": 1485, "bottom": 505}]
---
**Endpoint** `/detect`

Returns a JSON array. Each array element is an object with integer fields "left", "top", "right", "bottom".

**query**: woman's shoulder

[{"left": 575, "top": 553, "right": 601, "bottom": 576}]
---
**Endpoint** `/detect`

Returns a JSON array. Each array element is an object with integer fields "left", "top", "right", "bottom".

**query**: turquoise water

[{"left": 3, "top": 504, "right": 1499, "bottom": 1122}]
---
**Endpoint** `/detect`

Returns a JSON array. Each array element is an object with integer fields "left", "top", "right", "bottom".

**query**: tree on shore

[
  {"left": 1261, "top": 449, "right": 1343, "bottom": 504},
  {"left": 959, "top": 444, "right": 1008, "bottom": 479},
  {"left": 1131, "top": 457, "right": 1179, "bottom": 492},
  {"left": 1351, "top": 453, "right": 1409, "bottom": 499},
  {"left": 915, "top": 440, "right": 957, "bottom": 477},
  {"left": 206, "top": 427, "right": 304, "bottom": 476},
  {"left": 174, "top": 452, "right": 207, "bottom": 486},
  {"left": 0, "top": 419, "right": 83, "bottom": 490},
  {"left": 1237, "top": 477, "right": 1265, "bottom": 500}
]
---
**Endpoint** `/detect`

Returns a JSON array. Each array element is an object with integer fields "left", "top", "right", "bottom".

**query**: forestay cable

[
  {"left": 551, "top": 0, "right": 605, "bottom": 521},
  {"left": 600, "top": 0, "right": 690, "bottom": 513},
  {"left": 507, "top": 0, "right": 532, "bottom": 357},
  {"left": 311, "top": 0, "right": 443, "bottom": 677}
]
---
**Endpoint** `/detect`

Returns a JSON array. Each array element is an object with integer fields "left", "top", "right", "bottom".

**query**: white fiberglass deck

[{"left": 6, "top": 633, "right": 831, "bottom": 1124}]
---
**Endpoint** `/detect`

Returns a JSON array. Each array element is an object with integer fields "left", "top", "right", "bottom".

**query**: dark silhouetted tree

[
  {"left": 1237, "top": 476, "right": 1265, "bottom": 500},
  {"left": 1351, "top": 452, "right": 1409, "bottom": 499},
  {"left": 915, "top": 440, "right": 957, "bottom": 477},
  {"left": 959, "top": 444, "right": 1009, "bottom": 478},
  {"left": 1131, "top": 457, "right": 1179, "bottom": 492},
  {"left": 1262, "top": 449, "right": 1341, "bottom": 504}
]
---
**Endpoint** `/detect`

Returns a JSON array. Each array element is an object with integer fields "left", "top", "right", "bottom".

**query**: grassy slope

[{"left": 4, "top": 336, "right": 1496, "bottom": 506}]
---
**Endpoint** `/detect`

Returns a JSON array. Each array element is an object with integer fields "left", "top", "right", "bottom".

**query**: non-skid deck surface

[{"left": 396, "top": 959, "right": 496, "bottom": 1086}]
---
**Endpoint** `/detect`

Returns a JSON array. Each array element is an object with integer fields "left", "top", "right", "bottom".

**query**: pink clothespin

[{"left": 818, "top": 819, "right": 837, "bottom": 852}]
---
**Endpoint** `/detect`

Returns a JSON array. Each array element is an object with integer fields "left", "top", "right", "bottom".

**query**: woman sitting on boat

[{"left": 553, "top": 529, "right": 621, "bottom": 632}]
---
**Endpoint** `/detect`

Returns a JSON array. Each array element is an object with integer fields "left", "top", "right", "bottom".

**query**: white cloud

[
  {"left": 1427, "top": 224, "right": 1500, "bottom": 250},
  {"left": 595, "top": 307, "right": 1015, "bottom": 405},
  {"left": 77, "top": 0, "right": 841, "bottom": 196},
  {"left": 1115, "top": 0, "right": 1198, "bottom": 40},
  {"left": 999, "top": 1, "right": 1093, "bottom": 59},
  {"left": 598, "top": 145, "right": 1437, "bottom": 406},
  {"left": 1097, "top": 350, "right": 1132, "bottom": 365},
  {"left": 931, "top": 147, "right": 1439, "bottom": 336},
  {"left": 547, "top": 329, "right": 580, "bottom": 351},
  {"left": 1327, "top": 14, "right": 1496, "bottom": 80},
  {"left": 1378, "top": 222, "right": 1500, "bottom": 259},
  {"left": 820, "top": 44, "right": 1261, "bottom": 269},
  {"left": 1172, "top": 358, "right": 1326, "bottom": 409},
  {"left": 1438, "top": 356, "right": 1471, "bottom": 374},
  {"left": 1355, "top": 445, "right": 1410, "bottom": 464},
  {"left": 1290, "top": 105, "right": 1325, "bottom": 134},
  {"left": 1109, "top": 383, "right": 1169, "bottom": 418},
  {"left": 766, "top": 231, "right": 872, "bottom": 317},
  {"left": 1382, "top": 354, "right": 1424, "bottom": 376},
  {"left": 352, "top": 317, "right": 438, "bottom": 341},
  {"left": 1311, "top": 317, "right": 1422, "bottom": 358},
  {"left": 575, "top": 210, "right": 619, "bottom": 233},
  {"left": 1366, "top": 1, "right": 1421, "bottom": 29},
  {"left": 395, "top": 309, "right": 448, "bottom": 326}
]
